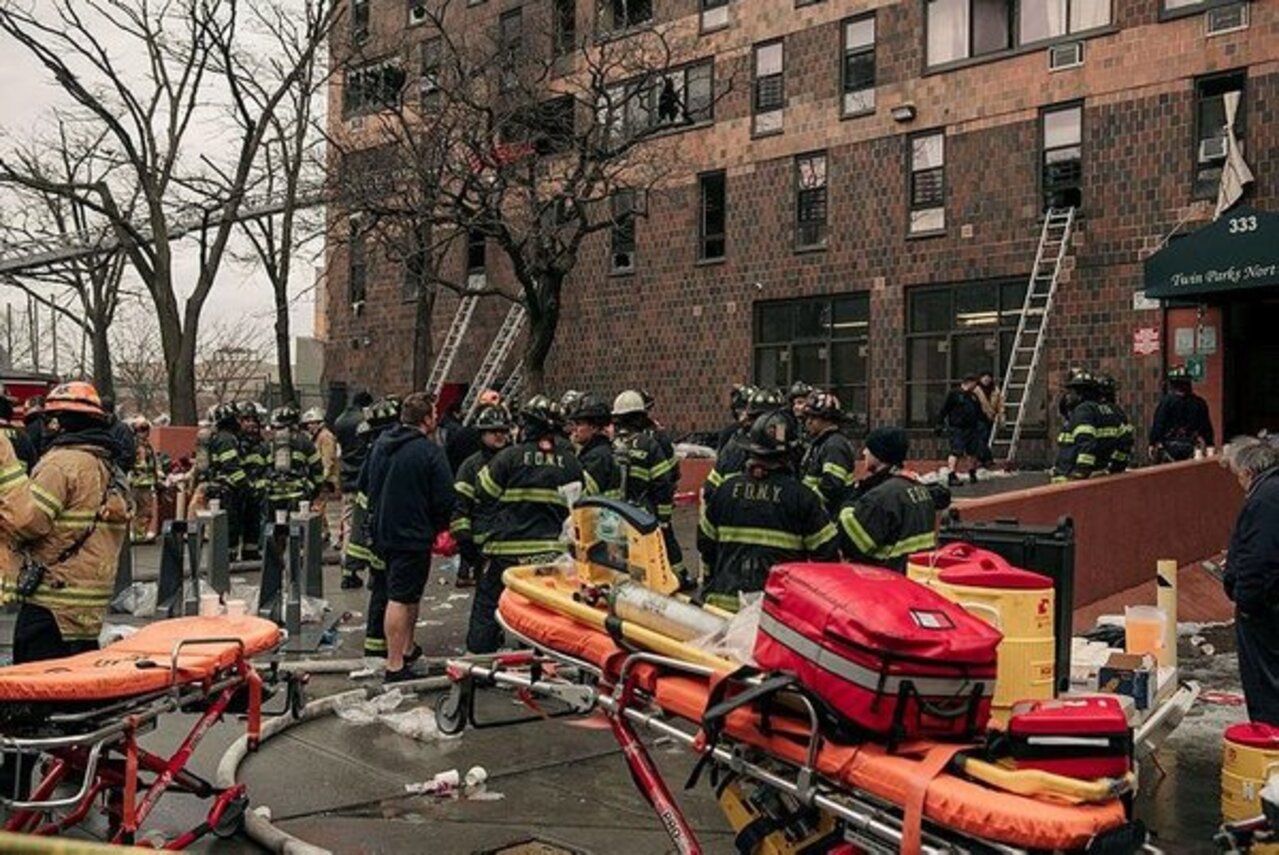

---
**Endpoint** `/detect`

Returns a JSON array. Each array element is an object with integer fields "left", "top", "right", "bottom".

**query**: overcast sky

[{"left": 0, "top": 12, "right": 322, "bottom": 345}]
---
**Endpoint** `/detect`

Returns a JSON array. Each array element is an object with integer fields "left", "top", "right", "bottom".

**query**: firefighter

[
  {"left": 639, "top": 389, "right": 687, "bottom": 581},
  {"left": 450, "top": 404, "right": 512, "bottom": 589},
  {"left": 263, "top": 405, "right": 322, "bottom": 522},
  {"left": 467, "top": 396, "right": 585, "bottom": 654},
  {"left": 193, "top": 403, "right": 247, "bottom": 555},
  {"left": 1097, "top": 375, "right": 1135, "bottom": 474},
  {"left": 446, "top": 389, "right": 503, "bottom": 472},
  {"left": 302, "top": 407, "right": 340, "bottom": 546},
  {"left": 1052, "top": 369, "right": 1106, "bottom": 481},
  {"left": 938, "top": 375, "right": 991, "bottom": 486},
  {"left": 236, "top": 402, "right": 269, "bottom": 562},
  {"left": 698, "top": 410, "right": 838, "bottom": 607},
  {"left": 23, "top": 396, "right": 47, "bottom": 462},
  {"left": 354, "top": 397, "right": 402, "bottom": 657},
  {"left": 787, "top": 381, "right": 814, "bottom": 420},
  {"left": 613, "top": 390, "right": 688, "bottom": 587},
  {"left": 0, "top": 390, "right": 36, "bottom": 472},
  {"left": 704, "top": 387, "right": 783, "bottom": 504},
  {"left": 128, "top": 417, "right": 163, "bottom": 542},
  {"left": 799, "top": 390, "right": 857, "bottom": 517},
  {"left": 559, "top": 390, "right": 585, "bottom": 440},
  {"left": 838, "top": 427, "right": 941, "bottom": 573},
  {"left": 1149, "top": 365, "right": 1215, "bottom": 463},
  {"left": 334, "top": 391, "right": 374, "bottom": 572},
  {"left": 567, "top": 394, "right": 621, "bottom": 499},
  {"left": 715, "top": 384, "right": 754, "bottom": 453},
  {"left": 0, "top": 382, "right": 132, "bottom": 663}
]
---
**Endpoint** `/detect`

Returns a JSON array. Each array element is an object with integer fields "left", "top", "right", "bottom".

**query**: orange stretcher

[{"left": 0, "top": 616, "right": 283, "bottom": 850}]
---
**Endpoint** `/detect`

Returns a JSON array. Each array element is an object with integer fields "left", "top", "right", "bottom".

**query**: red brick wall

[{"left": 323, "top": 0, "right": 1279, "bottom": 458}]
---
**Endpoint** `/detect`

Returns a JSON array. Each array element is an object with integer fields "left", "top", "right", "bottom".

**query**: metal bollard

[
  {"left": 290, "top": 510, "right": 325, "bottom": 599},
  {"left": 157, "top": 519, "right": 189, "bottom": 618},
  {"left": 258, "top": 512, "right": 291, "bottom": 624},
  {"left": 195, "top": 508, "right": 231, "bottom": 595},
  {"left": 112, "top": 536, "right": 134, "bottom": 602}
]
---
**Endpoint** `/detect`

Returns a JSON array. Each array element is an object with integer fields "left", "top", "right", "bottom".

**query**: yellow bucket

[
  {"left": 1222, "top": 723, "right": 1279, "bottom": 824},
  {"left": 927, "top": 566, "right": 1055, "bottom": 720}
]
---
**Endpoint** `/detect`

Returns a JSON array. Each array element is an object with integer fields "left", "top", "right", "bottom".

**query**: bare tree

[
  {"left": 110, "top": 307, "right": 169, "bottom": 417},
  {"left": 0, "top": 0, "right": 338, "bottom": 423},
  {"left": 331, "top": 0, "right": 730, "bottom": 392},
  {"left": 196, "top": 318, "right": 272, "bottom": 404}
]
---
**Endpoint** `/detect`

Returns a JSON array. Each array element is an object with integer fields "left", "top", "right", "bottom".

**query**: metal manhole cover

[{"left": 477, "top": 840, "right": 587, "bottom": 855}]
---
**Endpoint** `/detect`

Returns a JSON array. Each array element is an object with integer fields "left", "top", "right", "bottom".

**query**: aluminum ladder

[
  {"left": 426, "top": 294, "right": 480, "bottom": 399},
  {"left": 499, "top": 361, "right": 526, "bottom": 406},
  {"left": 989, "top": 207, "right": 1076, "bottom": 465},
  {"left": 461, "top": 301, "right": 526, "bottom": 419}
]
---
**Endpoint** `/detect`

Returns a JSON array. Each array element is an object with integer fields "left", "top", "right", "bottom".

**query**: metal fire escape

[{"left": 989, "top": 207, "right": 1077, "bottom": 464}]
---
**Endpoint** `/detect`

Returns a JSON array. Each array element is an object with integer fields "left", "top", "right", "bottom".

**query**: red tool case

[{"left": 1006, "top": 697, "right": 1133, "bottom": 780}]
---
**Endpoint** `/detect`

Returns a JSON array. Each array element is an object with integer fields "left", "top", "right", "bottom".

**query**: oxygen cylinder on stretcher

[{"left": 607, "top": 582, "right": 727, "bottom": 643}]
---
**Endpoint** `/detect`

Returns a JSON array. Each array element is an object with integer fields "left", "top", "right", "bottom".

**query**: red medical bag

[
  {"left": 754, "top": 563, "right": 1002, "bottom": 742},
  {"left": 1006, "top": 697, "right": 1133, "bottom": 780}
]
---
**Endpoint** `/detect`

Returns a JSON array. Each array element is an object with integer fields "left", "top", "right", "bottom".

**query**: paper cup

[
  {"left": 225, "top": 599, "right": 248, "bottom": 616},
  {"left": 200, "top": 593, "right": 221, "bottom": 616},
  {"left": 209, "top": 498, "right": 221, "bottom": 513}
]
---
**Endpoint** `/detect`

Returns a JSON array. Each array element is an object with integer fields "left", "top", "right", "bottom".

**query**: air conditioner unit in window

[
  {"left": 1199, "top": 136, "right": 1229, "bottom": 162},
  {"left": 409, "top": 3, "right": 428, "bottom": 24},
  {"left": 1047, "top": 42, "right": 1083, "bottom": 71},
  {"left": 1206, "top": 2, "right": 1248, "bottom": 34}
]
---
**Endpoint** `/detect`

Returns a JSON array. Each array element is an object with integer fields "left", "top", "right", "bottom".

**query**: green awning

[{"left": 1144, "top": 207, "right": 1279, "bottom": 300}]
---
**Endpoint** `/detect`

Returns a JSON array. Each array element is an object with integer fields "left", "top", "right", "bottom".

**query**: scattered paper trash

[
  {"left": 301, "top": 595, "right": 330, "bottom": 624},
  {"left": 381, "top": 707, "right": 456, "bottom": 742},
  {"left": 111, "top": 582, "right": 158, "bottom": 617},
  {"left": 334, "top": 689, "right": 407, "bottom": 725},
  {"left": 348, "top": 667, "right": 377, "bottom": 680},
  {"left": 99, "top": 623, "right": 139, "bottom": 647},
  {"left": 405, "top": 768, "right": 460, "bottom": 796},
  {"left": 405, "top": 766, "right": 494, "bottom": 799}
]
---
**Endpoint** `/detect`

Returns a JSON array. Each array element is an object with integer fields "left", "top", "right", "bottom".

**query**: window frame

[
  {"left": 700, "top": 0, "right": 730, "bottom": 33},
  {"left": 697, "top": 170, "right": 727, "bottom": 262},
  {"left": 351, "top": 0, "right": 370, "bottom": 43},
  {"left": 903, "top": 280, "right": 1034, "bottom": 429},
  {"left": 499, "top": 7, "right": 523, "bottom": 92},
  {"left": 597, "top": 0, "right": 654, "bottom": 37},
  {"left": 841, "top": 13, "right": 877, "bottom": 118},
  {"left": 348, "top": 219, "right": 367, "bottom": 308},
  {"left": 466, "top": 229, "right": 486, "bottom": 277},
  {"left": 794, "top": 151, "right": 829, "bottom": 251},
  {"left": 1192, "top": 70, "right": 1246, "bottom": 201},
  {"left": 601, "top": 58, "right": 716, "bottom": 145},
  {"left": 907, "top": 130, "right": 946, "bottom": 236},
  {"left": 1040, "top": 101, "right": 1083, "bottom": 210},
  {"left": 419, "top": 37, "right": 442, "bottom": 106},
  {"left": 343, "top": 59, "right": 407, "bottom": 119},
  {"left": 554, "top": 0, "right": 578, "bottom": 54},
  {"left": 752, "top": 40, "right": 786, "bottom": 137},
  {"left": 923, "top": 0, "right": 1114, "bottom": 70},
  {"left": 1158, "top": 0, "right": 1241, "bottom": 21},
  {"left": 752, "top": 293, "right": 872, "bottom": 432}
]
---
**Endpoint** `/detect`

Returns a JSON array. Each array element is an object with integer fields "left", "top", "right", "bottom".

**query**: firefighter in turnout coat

[
  {"left": 798, "top": 390, "right": 857, "bottom": 517},
  {"left": 838, "top": 427, "right": 941, "bottom": 573},
  {"left": 450, "top": 404, "right": 512, "bottom": 589}
]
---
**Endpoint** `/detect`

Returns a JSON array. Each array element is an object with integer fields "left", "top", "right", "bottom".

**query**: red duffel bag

[{"left": 754, "top": 562, "right": 1003, "bottom": 743}]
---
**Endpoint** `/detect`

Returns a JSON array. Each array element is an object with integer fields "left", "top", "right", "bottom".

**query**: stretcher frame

[
  {"left": 439, "top": 615, "right": 1045, "bottom": 855},
  {"left": 0, "top": 636, "right": 275, "bottom": 849}
]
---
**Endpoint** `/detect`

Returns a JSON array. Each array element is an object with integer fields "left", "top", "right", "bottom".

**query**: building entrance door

[{"left": 1225, "top": 295, "right": 1279, "bottom": 437}]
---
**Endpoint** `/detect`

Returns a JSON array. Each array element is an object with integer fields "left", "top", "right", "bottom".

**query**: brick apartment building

[{"left": 323, "top": 0, "right": 1278, "bottom": 461}]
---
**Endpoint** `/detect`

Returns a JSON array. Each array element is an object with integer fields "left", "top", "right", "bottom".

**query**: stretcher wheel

[
  {"left": 435, "top": 686, "right": 467, "bottom": 736},
  {"left": 214, "top": 793, "right": 250, "bottom": 839}
]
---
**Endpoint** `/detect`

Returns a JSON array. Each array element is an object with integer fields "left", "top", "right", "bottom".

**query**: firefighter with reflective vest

[
  {"left": 559, "top": 390, "right": 585, "bottom": 441},
  {"left": 716, "top": 384, "right": 754, "bottom": 454},
  {"left": 0, "top": 382, "right": 132, "bottom": 663},
  {"left": 353, "top": 397, "right": 401, "bottom": 656},
  {"left": 838, "top": 427, "right": 942, "bottom": 573},
  {"left": 450, "top": 404, "right": 513, "bottom": 589},
  {"left": 467, "top": 396, "right": 586, "bottom": 654},
  {"left": 613, "top": 390, "right": 688, "bottom": 586},
  {"left": 1052, "top": 369, "right": 1107, "bottom": 481},
  {"left": 1149, "top": 364, "right": 1215, "bottom": 462},
  {"left": 192, "top": 403, "right": 248, "bottom": 554},
  {"left": 264, "top": 406, "right": 322, "bottom": 517},
  {"left": 128, "top": 416, "right": 163, "bottom": 542},
  {"left": 236, "top": 402, "right": 270, "bottom": 561},
  {"left": 639, "top": 388, "right": 688, "bottom": 582},
  {"left": 798, "top": 390, "right": 857, "bottom": 517},
  {"left": 301, "top": 407, "right": 340, "bottom": 545},
  {"left": 0, "top": 389, "right": 37, "bottom": 472},
  {"left": 787, "top": 380, "right": 813, "bottom": 420},
  {"left": 698, "top": 410, "right": 838, "bottom": 608},
  {"left": 704, "top": 388, "right": 784, "bottom": 505},
  {"left": 1097, "top": 374, "right": 1135, "bottom": 473},
  {"left": 567, "top": 394, "right": 621, "bottom": 499}
]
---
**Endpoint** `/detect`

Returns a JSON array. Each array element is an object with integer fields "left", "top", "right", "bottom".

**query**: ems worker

[
  {"left": 698, "top": 410, "right": 838, "bottom": 606},
  {"left": 1149, "top": 365, "right": 1215, "bottom": 462},
  {"left": 302, "top": 407, "right": 340, "bottom": 545},
  {"left": 451, "top": 404, "right": 512, "bottom": 588},
  {"left": 704, "top": 388, "right": 783, "bottom": 504},
  {"left": 1, "top": 382, "right": 132, "bottom": 662},
  {"left": 715, "top": 385, "right": 753, "bottom": 454},
  {"left": 567, "top": 394, "right": 621, "bottom": 499},
  {"left": 128, "top": 417, "right": 163, "bottom": 542},
  {"left": 354, "top": 397, "right": 402, "bottom": 657},
  {"left": 193, "top": 403, "right": 247, "bottom": 554},
  {"left": 0, "top": 390, "right": 36, "bottom": 472},
  {"left": 838, "top": 427, "right": 940, "bottom": 573},
  {"left": 467, "top": 396, "right": 586, "bottom": 654},
  {"left": 1052, "top": 369, "right": 1105, "bottom": 481},
  {"left": 798, "top": 391, "right": 856, "bottom": 517},
  {"left": 236, "top": 402, "right": 270, "bottom": 562},
  {"left": 1097, "top": 375, "right": 1135, "bottom": 474},
  {"left": 613, "top": 390, "right": 686, "bottom": 586}
]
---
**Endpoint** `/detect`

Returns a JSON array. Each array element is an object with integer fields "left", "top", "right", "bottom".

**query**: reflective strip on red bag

[{"left": 757, "top": 611, "right": 995, "bottom": 699}]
